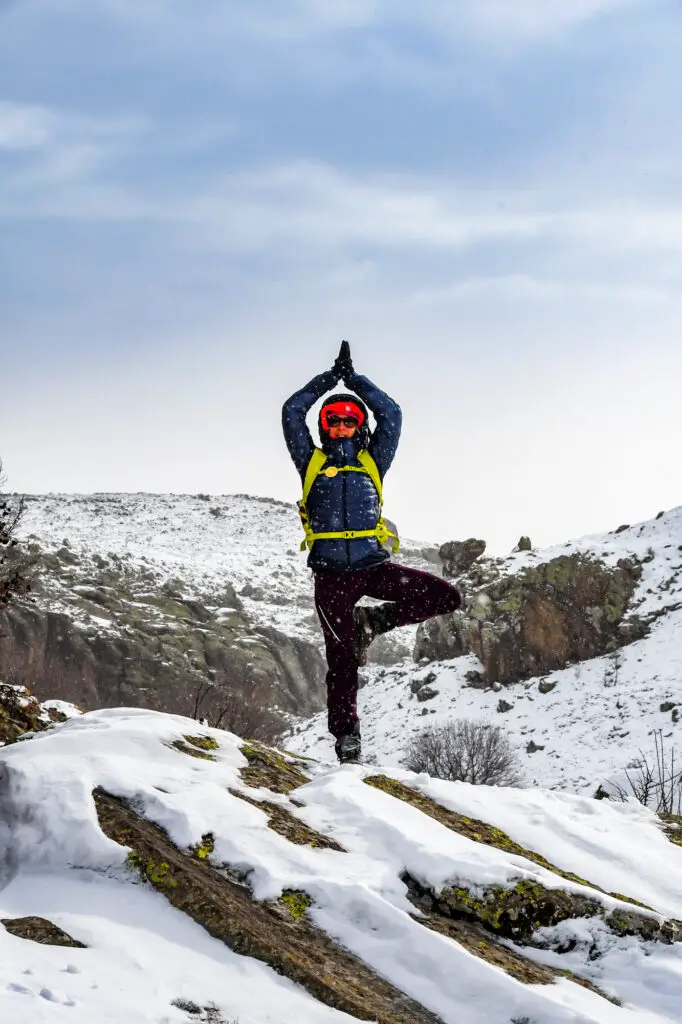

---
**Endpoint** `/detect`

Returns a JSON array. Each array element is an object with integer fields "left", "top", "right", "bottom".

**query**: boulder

[
  {"left": 438, "top": 539, "right": 486, "bottom": 579},
  {"left": 412, "top": 612, "right": 467, "bottom": 663},
  {"left": 416, "top": 686, "right": 439, "bottom": 703},
  {"left": 416, "top": 553, "right": 645, "bottom": 685}
]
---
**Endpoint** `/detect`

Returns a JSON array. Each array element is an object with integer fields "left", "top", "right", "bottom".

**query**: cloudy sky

[{"left": 2, "top": 0, "right": 681, "bottom": 553}]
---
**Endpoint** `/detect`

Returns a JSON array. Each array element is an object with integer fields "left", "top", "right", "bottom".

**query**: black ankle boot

[
  {"left": 353, "top": 603, "right": 399, "bottom": 666},
  {"left": 335, "top": 723, "right": 362, "bottom": 763}
]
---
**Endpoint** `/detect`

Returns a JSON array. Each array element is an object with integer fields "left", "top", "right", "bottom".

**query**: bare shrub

[
  {"left": 403, "top": 718, "right": 524, "bottom": 786},
  {"left": 0, "top": 460, "right": 31, "bottom": 608},
  {"left": 610, "top": 730, "right": 682, "bottom": 815},
  {"left": 188, "top": 679, "right": 285, "bottom": 744}
]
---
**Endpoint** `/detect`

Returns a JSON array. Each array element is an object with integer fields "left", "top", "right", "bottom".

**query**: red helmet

[{"left": 320, "top": 400, "right": 366, "bottom": 431}]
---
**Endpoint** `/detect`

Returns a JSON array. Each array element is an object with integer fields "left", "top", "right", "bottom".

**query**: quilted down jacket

[{"left": 282, "top": 369, "right": 402, "bottom": 572}]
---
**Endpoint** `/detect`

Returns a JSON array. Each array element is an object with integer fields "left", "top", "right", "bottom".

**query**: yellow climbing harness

[{"left": 298, "top": 448, "right": 400, "bottom": 554}]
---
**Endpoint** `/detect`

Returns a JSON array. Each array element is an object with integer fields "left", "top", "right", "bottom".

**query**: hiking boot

[
  {"left": 353, "top": 602, "right": 399, "bottom": 666},
  {"left": 335, "top": 724, "right": 362, "bottom": 764}
]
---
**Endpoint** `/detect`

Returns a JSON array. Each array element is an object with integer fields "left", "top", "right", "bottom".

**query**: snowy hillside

[
  {"left": 290, "top": 508, "right": 682, "bottom": 795},
  {"left": 14, "top": 493, "right": 682, "bottom": 797},
  {"left": 19, "top": 492, "right": 436, "bottom": 645},
  {"left": 1, "top": 706, "right": 681, "bottom": 1023}
]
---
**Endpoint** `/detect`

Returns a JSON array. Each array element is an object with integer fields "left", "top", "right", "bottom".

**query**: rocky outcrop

[
  {"left": 415, "top": 553, "right": 645, "bottom": 684},
  {"left": 91, "top": 753, "right": 679, "bottom": 1018},
  {"left": 439, "top": 538, "right": 486, "bottom": 579},
  {"left": 95, "top": 789, "right": 442, "bottom": 1024},
  {"left": 364, "top": 775, "right": 682, "bottom": 948},
  {"left": 0, "top": 590, "right": 326, "bottom": 720},
  {"left": 0, "top": 682, "right": 69, "bottom": 746}
]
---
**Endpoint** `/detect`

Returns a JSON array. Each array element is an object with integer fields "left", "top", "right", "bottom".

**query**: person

[{"left": 282, "top": 342, "right": 462, "bottom": 763}]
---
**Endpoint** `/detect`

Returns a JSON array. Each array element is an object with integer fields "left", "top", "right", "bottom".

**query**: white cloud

[
  {"left": 408, "top": 273, "right": 677, "bottom": 307},
  {"left": 6, "top": 148, "right": 682, "bottom": 282},
  {"left": 175, "top": 162, "right": 682, "bottom": 275},
  {"left": 182, "top": 162, "right": 543, "bottom": 249},
  {"left": 436, "top": 0, "right": 638, "bottom": 41},
  {"left": 0, "top": 101, "right": 147, "bottom": 213},
  {"left": 28, "top": 0, "right": 640, "bottom": 48},
  {"left": 0, "top": 101, "right": 54, "bottom": 150}
]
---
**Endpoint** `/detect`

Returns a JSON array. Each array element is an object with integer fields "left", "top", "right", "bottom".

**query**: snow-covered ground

[
  {"left": 1, "top": 708, "right": 681, "bottom": 1023},
  {"left": 290, "top": 508, "right": 682, "bottom": 794}
]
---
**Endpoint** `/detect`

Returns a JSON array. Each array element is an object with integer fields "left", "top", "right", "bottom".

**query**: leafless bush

[
  {"left": 0, "top": 459, "right": 31, "bottom": 608},
  {"left": 189, "top": 679, "right": 285, "bottom": 744},
  {"left": 610, "top": 730, "right": 682, "bottom": 815},
  {"left": 403, "top": 718, "right": 524, "bottom": 786}
]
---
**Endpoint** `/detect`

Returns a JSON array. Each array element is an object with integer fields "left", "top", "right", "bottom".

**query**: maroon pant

[{"left": 314, "top": 562, "right": 461, "bottom": 738}]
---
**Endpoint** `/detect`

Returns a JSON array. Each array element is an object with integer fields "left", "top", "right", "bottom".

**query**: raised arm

[
  {"left": 345, "top": 369, "right": 402, "bottom": 479},
  {"left": 282, "top": 369, "right": 339, "bottom": 477}
]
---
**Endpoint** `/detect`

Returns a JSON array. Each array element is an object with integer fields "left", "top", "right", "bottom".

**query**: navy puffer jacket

[{"left": 282, "top": 369, "right": 402, "bottom": 572}]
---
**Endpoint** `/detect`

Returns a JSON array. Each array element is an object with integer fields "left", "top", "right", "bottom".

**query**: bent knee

[{"left": 442, "top": 583, "right": 462, "bottom": 614}]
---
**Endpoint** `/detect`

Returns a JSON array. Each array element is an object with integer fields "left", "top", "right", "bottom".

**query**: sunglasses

[{"left": 326, "top": 415, "right": 359, "bottom": 428}]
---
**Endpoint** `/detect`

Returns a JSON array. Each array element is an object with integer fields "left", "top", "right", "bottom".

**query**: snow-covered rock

[{"left": 0, "top": 706, "right": 681, "bottom": 1023}]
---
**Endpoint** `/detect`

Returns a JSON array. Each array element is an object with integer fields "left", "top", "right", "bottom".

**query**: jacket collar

[{"left": 321, "top": 436, "right": 361, "bottom": 464}]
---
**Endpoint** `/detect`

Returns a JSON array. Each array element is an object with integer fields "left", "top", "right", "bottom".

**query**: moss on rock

[
  {"left": 364, "top": 776, "right": 655, "bottom": 912},
  {"left": 403, "top": 876, "right": 620, "bottom": 1002},
  {"left": 170, "top": 735, "right": 218, "bottom": 761},
  {"left": 185, "top": 734, "right": 219, "bottom": 751},
  {"left": 279, "top": 890, "right": 312, "bottom": 920},
  {"left": 94, "top": 788, "right": 442, "bottom": 1023},
  {"left": 416, "top": 551, "right": 645, "bottom": 683},
  {"left": 230, "top": 789, "right": 345, "bottom": 852},
  {"left": 239, "top": 741, "right": 311, "bottom": 794},
  {"left": 190, "top": 833, "right": 215, "bottom": 860},
  {"left": 127, "top": 851, "right": 179, "bottom": 890},
  {"left": 438, "top": 880, "right": 603, "bottom": 942},
  {"left": 660, "top": 813, "right": 682, "bottom": 848}
]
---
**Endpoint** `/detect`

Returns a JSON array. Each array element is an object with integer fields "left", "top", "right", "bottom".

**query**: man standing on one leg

[{"left": 282, "top": 342, "right": 462, "bottom": 763}]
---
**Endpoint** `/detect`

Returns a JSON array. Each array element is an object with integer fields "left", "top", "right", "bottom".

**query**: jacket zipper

[{"left": 343, "top": 465, "right": 350, "bottom": 567}]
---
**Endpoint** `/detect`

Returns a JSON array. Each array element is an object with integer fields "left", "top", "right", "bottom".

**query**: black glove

[{"left": 332, "top": 340, "right": 354, "bottom": 382}]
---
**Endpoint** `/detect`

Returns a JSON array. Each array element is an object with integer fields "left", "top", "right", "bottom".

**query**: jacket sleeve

[
  {"left": 282, "top": 369, "right": 339, "bottom": 477},
  {"left": 345, "top": 371, "right": 402, "bottom": 479}
]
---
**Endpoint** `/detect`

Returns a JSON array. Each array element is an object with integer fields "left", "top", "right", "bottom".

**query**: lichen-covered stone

[
  {"left": 95, "top": 789, "right": 442, "bottom": 1024},
  {"left": 660, "top": 813, "right": 682, "bottom": 848},
  {"left": 1, "top": 916, "right": 86, "bottom": 948},
  {"left": 402, "top": 877, "right": 620, "bottom": 1002},
  {"left": 279, "top": 890, "right": 312, "bottom": 919},
  {"left": 171, "top": 736, "right": 218, "bottom": 761},
  {"left": 438, "top": 881, "right": 603, "bottom": 942},
  {"left": 239, "top": 741, "right": 311, "bottom": 794},
  {"left": 363, "top": 776, "right": 655, "bottom": 911},
  {"left": 416, "top": 552, "right": 645, "bottom": 684},
  {"left": 231, "top": 789, "right": 345, "bottom": 852},
  {"left": 429, "top": 877, "right": 680, "bottom": 947}
]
